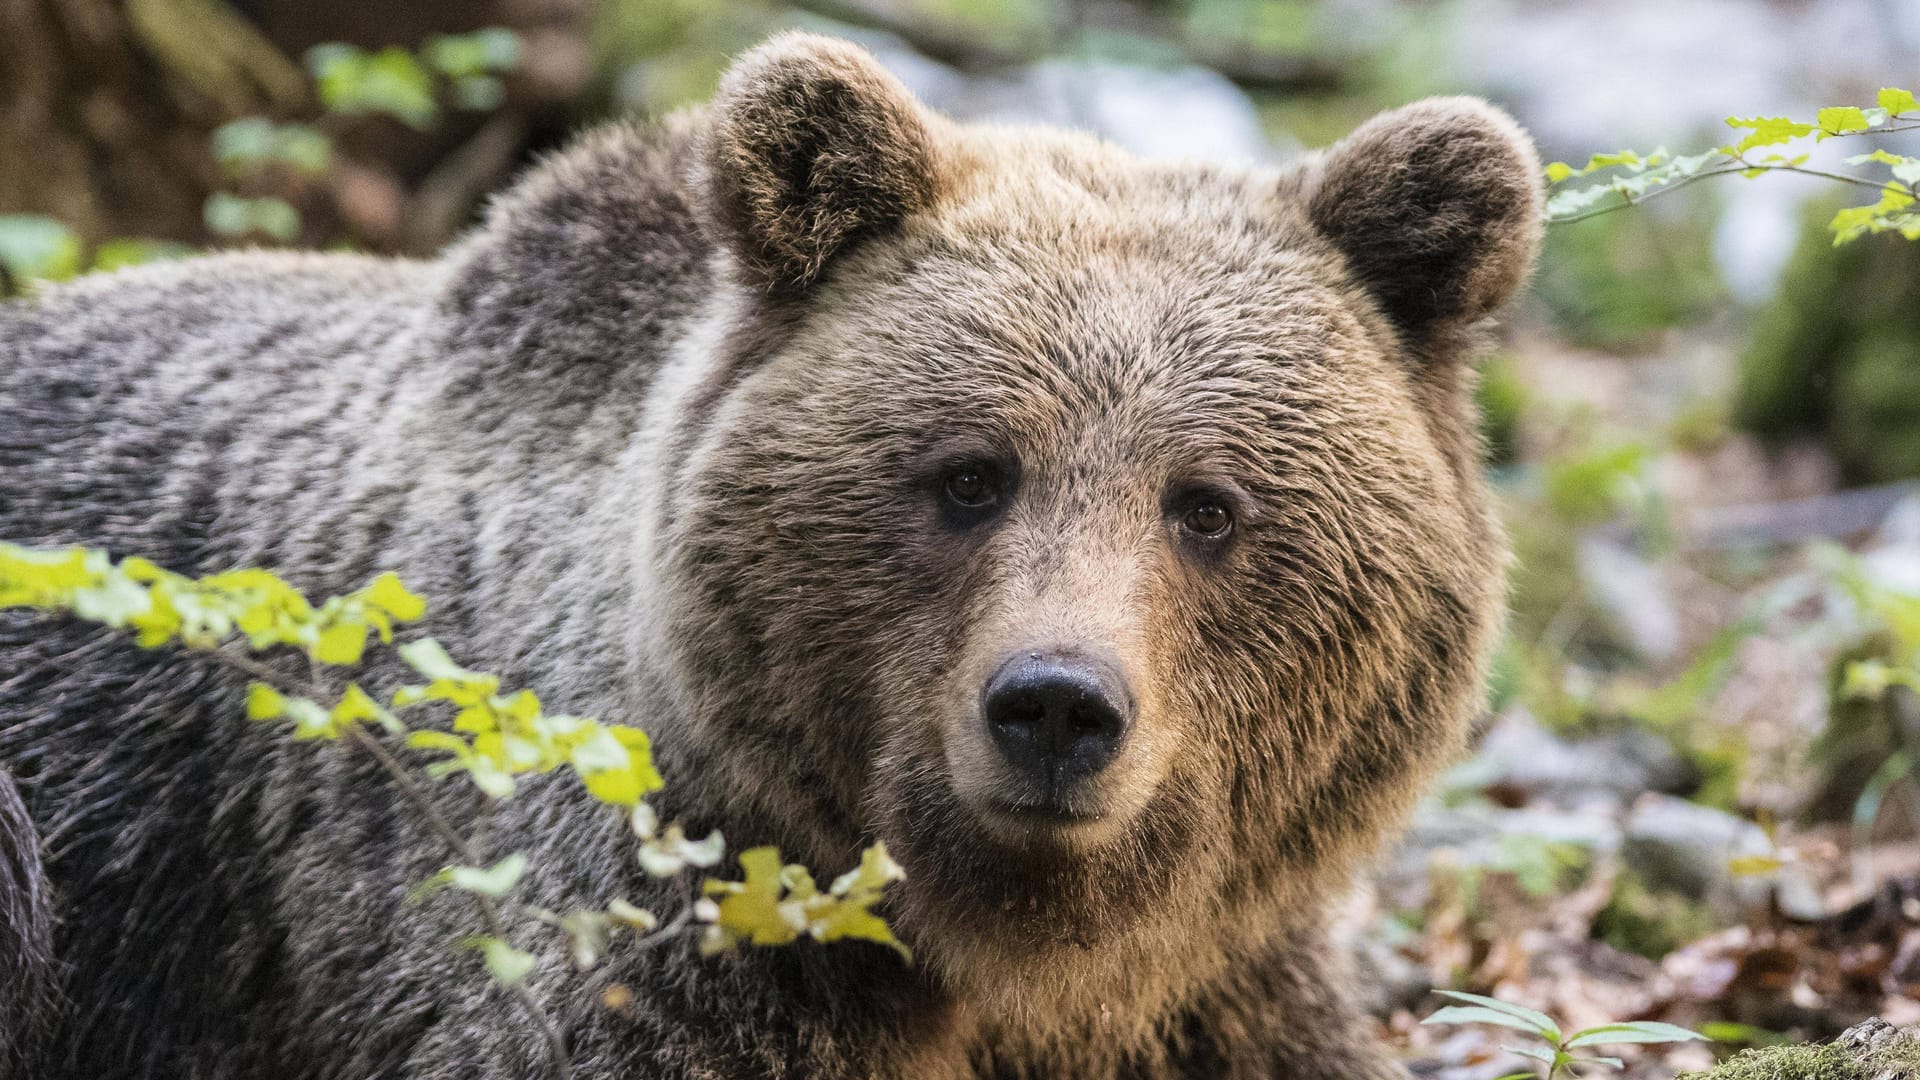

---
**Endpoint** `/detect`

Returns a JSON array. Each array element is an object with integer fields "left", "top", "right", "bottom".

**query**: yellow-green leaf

[
  {"left": 246, "top": 682, "right": 286, "bottom": 720},
  {"left": 363, "top": 571, "right": 427, "bottom": 621},
  {"left": 1722, "top": 115, "right": 1816, "bottom": 154},
  {"left": 448, "top": 853, "right": 527, "bottom": 898},
  {"left": 314, "top": 621, "right": 367, "bottom": 665},
  {"left": 1816, "top": 105, "right": 1875, "bottom": 139},
  {"left": 470, "top": 936, "right": 536, "bottom": 985}
]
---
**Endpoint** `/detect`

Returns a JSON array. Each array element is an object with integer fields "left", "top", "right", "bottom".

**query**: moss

[
  {"left": 1592, "top": 870, "right": 1717, "bottom": 959},
  {"left": 1733, "top": 197, "right": 1920, "bottom": 484},
  {"left": 1684, "top": 1025, "right": 1920, "bottom": 1080},
  {"left": 1684, "top": 1043, "right": 1862, "bottom": 1080}
]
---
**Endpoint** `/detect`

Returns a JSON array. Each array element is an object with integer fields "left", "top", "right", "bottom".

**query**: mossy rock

[
  {"left": 1685, "top": 1020, "right": 1919, "bottom": 1080},
  {"left": 1734, "top": 200, "right": 1920, "bottom": 485}
]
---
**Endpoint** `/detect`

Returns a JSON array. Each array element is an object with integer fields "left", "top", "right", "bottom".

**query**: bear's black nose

[{"left": 982, "top": 652, "right": 1133, "bottom": 794}]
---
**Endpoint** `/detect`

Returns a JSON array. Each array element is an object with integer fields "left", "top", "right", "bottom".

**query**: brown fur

[
  {"left": 643, "top": 32, "right": 1541, "bottom": 1074},
  {"left": 0, "top": 32, "right": 1541, "bottom": 1078}
]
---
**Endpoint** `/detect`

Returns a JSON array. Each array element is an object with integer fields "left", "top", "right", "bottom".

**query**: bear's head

[{"left": 656, "top": 33, "right": 1540, "bottom": 1007}]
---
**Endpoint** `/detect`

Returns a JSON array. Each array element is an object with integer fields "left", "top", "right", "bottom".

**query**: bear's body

[{"left": 0, "top": 35, "right": 1541, "bottom": 1080}]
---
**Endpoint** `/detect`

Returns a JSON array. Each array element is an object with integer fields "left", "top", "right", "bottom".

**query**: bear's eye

[
  {"left": 943, "top": 467, "right": 997, "bottom": 509},
  {"left": 1182, "top": 502, "right": 1233, "bottom": 538}
]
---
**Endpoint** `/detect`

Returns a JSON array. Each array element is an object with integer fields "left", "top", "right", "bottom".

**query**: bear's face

[{"left": 670, "top": 35, "right": 1541, "bottom": 990}]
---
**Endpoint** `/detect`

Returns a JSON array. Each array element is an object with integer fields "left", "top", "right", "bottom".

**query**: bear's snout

[{"left": 980, "top": 651, "right": 1134, "bottom": 812}]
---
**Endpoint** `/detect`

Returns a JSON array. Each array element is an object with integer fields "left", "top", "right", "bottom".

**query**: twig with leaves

[
  {"left": 1547, "top": 88, "right": 1920, "bottom": 244},
  {"left": 1424, "top": 991, "right": 1709, "bottom": 1079},
  {"left": 0, "top": 542, "right": 909, "bottom": 1080}
]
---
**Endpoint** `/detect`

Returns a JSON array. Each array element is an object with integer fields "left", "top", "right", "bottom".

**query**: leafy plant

[
  {"left": 1423, "top": 990, "right": 1709, "bottom": 1079},
  {"left": 0, "top": 215, "right": 189, "bottom": 295},
  {"left": 1546, "top": 88, "right": 1920, "bottom": 244},
  {"left": 1815, "top": 546, "right": 1920, "bottom": 890},
  {"left": 203, "top": 28, "right": 525, "bottom": 245},
  {"left": 0, "top": 542, "right": 906, "bottom": 1080}
]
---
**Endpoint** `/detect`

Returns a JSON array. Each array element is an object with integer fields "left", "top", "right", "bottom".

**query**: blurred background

[{"left": 3, "top": 0, "right": 1919, "bottom": 1074}]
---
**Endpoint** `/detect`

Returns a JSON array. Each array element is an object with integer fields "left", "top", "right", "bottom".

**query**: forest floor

[{"left": 1362, "top": 316, "right": 1920, "bottom": 1078}]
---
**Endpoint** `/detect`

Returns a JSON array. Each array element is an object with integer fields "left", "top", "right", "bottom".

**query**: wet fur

[{"left": 0, "top": 34, "right": 1539, "bottom": 1079}]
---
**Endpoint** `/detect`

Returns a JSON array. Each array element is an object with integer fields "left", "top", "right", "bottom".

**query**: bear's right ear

[{"left": 696, "top": 33, "right": 942, "bottom": 295}]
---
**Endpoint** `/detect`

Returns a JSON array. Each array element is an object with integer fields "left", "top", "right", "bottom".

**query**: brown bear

[{"left": 0, "top": 32, "right": 1542, "bottom": 1080}]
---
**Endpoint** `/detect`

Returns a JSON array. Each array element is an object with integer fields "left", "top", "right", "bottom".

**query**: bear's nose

[{"left": 982, "top": 652, "right": 1133, "bottom": 793}]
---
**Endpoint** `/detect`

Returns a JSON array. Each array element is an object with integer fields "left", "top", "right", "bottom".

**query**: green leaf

[
  {"left": 606, "top": 899, "right": 657, "bottom": 930},
  {"left": 1503, "top": 1045, "right": 1557, "bottom": 1065},
  {"left": 1721, "top": 115, "right": 1816, "bottom": 154},
  {"left": 1566, "top": 1022, "right": 1710, "bottom": 1048},
  {"left": 91, "top": 239, "right": 193, "bottom": 272},
  {"left": 246, "top": 683, "right": 286, "bottom": 720},
  {"left": 318, "top": 45, "right": 438, "bottom": 129},
  {"left": 0, "top": 215, "right": 84, "bottom": 284},
  {"left": 1845, "top": 149, "right": 1920, "bottom": 186},
  {"left": 1431, "top": 991, "right": 1562, "bottom": 1040},
  {"left": 203, "top": 194, "right": 301, "bottom": 243},
  {"left": 212, "top": 117, "right": 278, "bottom": 172},
  {"left": 283, "top": 696, "right": 338, "bottom": 740},
  {"left": 447, "top": 853, "right": 527, "bottom": 898},
  {"left": 1816, "top": 106, "right": 1876, "bottom": 138},
  {"left": 424, "top": 28, "right": 520, "bottom": 78},
  {"left": 1880, "top": 87, "right": 1918, "bottom": 116},
  {"left": 470, "top": 936, "right": 536, "bottom": 985},
  {"left": 313, "top": 620, "right": 367, "bottom": 665},
  {"left": 1424, "top": 1006, "right": 1555, "bottom": 1036},
  {"left": 363, "top": 572, "right": 427, "bottom": 621},
  {"left": 400, "top": 638, "right": 474, "bottom": 681}
]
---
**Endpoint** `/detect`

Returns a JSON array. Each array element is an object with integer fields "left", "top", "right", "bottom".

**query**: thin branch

[
  {"left": 210, "top": 644, "right": 573, "bottom": 1080},
  {"left": 1549, "top": 157, "right": 1918, "bottom": 227}
]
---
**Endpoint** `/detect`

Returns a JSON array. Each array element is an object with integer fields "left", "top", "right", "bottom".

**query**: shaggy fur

[
  {"left": 0, "top": 33, "right": 1541, "bottom": 1079},
  {"left": 0, "top": 765, "right": 51, "bottom": 1078}
]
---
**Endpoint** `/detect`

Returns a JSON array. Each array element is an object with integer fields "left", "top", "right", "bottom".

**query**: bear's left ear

[
  {"left": 697, "top": 33, "right": 943, "bottom": 295},
  {"left": 1306, "top": 97, "right": 1544, "bottom": 348}
]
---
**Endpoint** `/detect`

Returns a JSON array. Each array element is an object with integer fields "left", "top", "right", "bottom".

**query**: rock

[
  {"left": 1579, "top": 535, "right": 1684, "bottom": 662},
  {"left": 1622, "top": 794, "right": 1774, "bottom": 912},
  {"left": 1447, "top": 711, "right": 1694, "bottom": 807},
  {"left": 1862, "top": 492, "right": 1920, "bottom": 597},
  {"left": 1683, "top": 1018, "right": 1920, "bottom": 1080},
  {"left": 1376, "top": 799, "right": 1622, "bottom": 913}
]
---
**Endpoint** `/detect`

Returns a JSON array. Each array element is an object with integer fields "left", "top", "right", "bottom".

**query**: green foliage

[
  {"left": 1424, "top": 991, "right": 1708, "bottom": 1079},
  {"left": 308, "top": 43, "right": 440, "bottom": 129},
  {"left": 307, "top": 29, "right": 522, "bottom": 129},
  {"left": 1545, "top": 88, "right": 1920, "bottom": 244},
  {"left": 1532, "top": 198, "right": 1728, "bottom": 351},
  {"left": 697, "top": 842, "right": 910, "bottom": 961},
  {"left": 212, "top": 118, "right": 332, "bottom": 178},
  {"left": 0, "top": 217, "right": 189, "bottom": 295},
  {"left": 1812, "top": 547, "right": 1920, "bottom": 865},
  {"left": 190, "top": 28, "right": 529, "bottom": 250},
  {"left": 1680, "top": 1039, "right": 1916, "bottom": 1080},
  {"left": 424, "top": 28, "right": 522, "bottom": 111},
  {"left": 1593, "top": 870, "right": 1718, "bottom": 960},
  {"left": 1734, "top": 197, "right": 1920, "bottom": 484},
  {"left": 1543, "top": 440, "right": 1651, "bottom": 524},
  {"left": 203, "top": 192, "right": 302, "bottom": 243},
  {"left": 0, "top": 540, "right": 908, "bottom": 1073},
  {"left": 1476, "top": 353, "right": 1529, "bottom": 469},
  {"left": 0, "top": 215, "right": 84, "bottom": 284}
]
